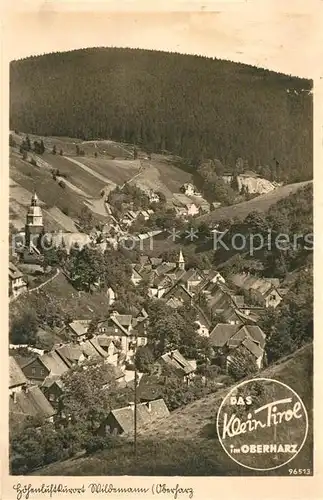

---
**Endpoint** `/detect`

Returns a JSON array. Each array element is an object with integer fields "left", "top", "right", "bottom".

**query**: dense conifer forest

[{"left": 10, "top": 47, "right": 313, "bottom": 182}]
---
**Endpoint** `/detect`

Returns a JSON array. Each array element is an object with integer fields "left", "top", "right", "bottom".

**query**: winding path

[{"left": 28, "top": 268, "right": 60, "bottom": 293}]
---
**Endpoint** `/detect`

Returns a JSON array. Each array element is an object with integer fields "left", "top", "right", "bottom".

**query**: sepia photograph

[{"left": 5, "top": 3, "right": 315, "bottom": 484}]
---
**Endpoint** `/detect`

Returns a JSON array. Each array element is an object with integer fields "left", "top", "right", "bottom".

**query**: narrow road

[
  {"left": 28, "top": 268, "right": 60, "bottom": 293},
  {"left": 121, "top": 160, "right": 145, "bottom": 189}
]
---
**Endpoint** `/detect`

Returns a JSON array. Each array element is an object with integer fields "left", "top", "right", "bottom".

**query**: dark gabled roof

[
  {"left": 242, "top": 325, "right": 266, "bottom": 348},
  {"left": 79, "top": 339, "right": 102, "bottom": 359},
  {"left": 55, "top": 345, "right": 83, "bottom": 364},
  {"left": 161, "top": 350, "right": 195, "bottom": 375},
  {"left": 110, "top": 316, "right": 131, "bottom": 336},
  {"left": 179, "top": 268, "right": 203, "bottom": 284},
  {"left": 209, "top": 324, "right": 240, "bottom": 347},
  {"left": 9, "top": 357, "right": 27, "bottom": 388},
  {"left": 97, "top": 335, "right": 118, "bottom": 351},
  {"left": 152, "top": 274, "right": 174, "bottom": 288},
  {"left": 242, "top": 338, "right": 263, "bottom": 358},
  {"left": 113, "top": 314, "right": 132, "bottom": 327},
  {"left": 235, "top": 309, "right": 258, "bottom": 324},
  {"left": 166, "top": 297, "right": 183, "bottom": 309},
  {"left": 10, "top": 386, "right": 56, "bottom": 419},
  {"left": 231, "top": 273, "right": 281, "bottom": 297},
  {"left": 110, "top": 399, "right": 169, "bottom": 434},
  {"left": 68, "top": 320, "right": 91, "bottom": 337},
  {"left": 155, "top": 262, "right": 177, "bottom": 276},
  {"left": 41, "top": 374, "right": 64, "bottom": 389},
  {"left": 27, "top": 351, "right": 71, "bottom": 376},
  {"left": 89, "top": 337, "right": 109, "bottom": 358}
]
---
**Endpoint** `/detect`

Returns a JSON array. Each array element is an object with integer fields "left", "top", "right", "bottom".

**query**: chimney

[
  {"left": 146, "top": 402, "right": 152, "bottom": 412},
  {"left": 128, "top": 401, "right": 135, "bottom": 410},
  {"left": 170, "top": 351, "right": 174, "bottom": 359},
  {"left": 111, "top": 311, "right": 118, "bottom": 318},
  {"left": 12, "top": 391, "right": 17, "bottom": 403}
]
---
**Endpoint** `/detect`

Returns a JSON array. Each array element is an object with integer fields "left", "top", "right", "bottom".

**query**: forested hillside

[{"left": 10, "top": 48, "right": 312, "bottom": 182}]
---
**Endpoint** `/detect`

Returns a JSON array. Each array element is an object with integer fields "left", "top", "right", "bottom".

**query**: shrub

[
  {"left": 30, "top": 158, "right": 37, "bottom": 166},
  {"left": 85, "top": 436, "right": 109, "bottom": 454},
  {"left": 58, "top": 180, "right": 66, "bottom": 189}
]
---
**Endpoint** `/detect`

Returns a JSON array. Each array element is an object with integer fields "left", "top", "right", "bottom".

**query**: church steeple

[
  {"left": 178, "top": 249, "right": 185, "bottom": 271},
  {"left": 31, "top": 192, "right": 39, "bottom": 207},
  {"left": 25, "top": 192, "right": 44, "bottom": 251}
]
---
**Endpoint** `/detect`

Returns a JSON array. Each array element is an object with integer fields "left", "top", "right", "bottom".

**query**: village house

[
  {"left": 163, "top": 282, "right": 194, "bottom": 306},
  {"left": 96, "top": 312, "right": 148, "bottom": 360},
  {"left": 64, "top": 319, "right": 93, "bottom": 342},
  {"left": 131, "top": 265, "right": 143, "bottom": 286},
  {"left": 98, "top": 399, "right": 170, "bottom": 436},
  {"left": 95, "top": 336, "right": 119, "bottom": 366},
  {"left": 209, "top": 323, "right": 266, "bottom": 369},
  {"left": 9, "top": 357, "right": 56, "bottom": 422},
  {"left": 173, "top": 193, "right": 200, "bottom": 218},
  {"left": 194, "top": 309, "right": 211, "bottom": 337},
  {"left": 41, "top": 375, "right": 64, "bottom": 409},
  {"left": 231, "top": 273, "right": 285, "bottom": 309},
  {"left": 157, "top": 350, "right": 196, "bottom": 383},
  {"left": 198, "top": 282, "right": 242, "bottom": 325},
  {"left": 9, "top": 262, "right": 27, "bottom": 298},
  {"left": 179, "top": 268, "right": 204, "bottom": 292},
  {"left": 9, "top": 357, "right": 28, "bottom": 395},
  {"left": 10, "top": 384, "right": 56, "bottom": 423},
  {"left": 21, "top": 351, "right": 71, "bottom": 384}
]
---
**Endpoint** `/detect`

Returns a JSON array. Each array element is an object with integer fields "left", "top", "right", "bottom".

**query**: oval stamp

[{"left": 216, "top": 377, "right": 309, "bottom": 471}]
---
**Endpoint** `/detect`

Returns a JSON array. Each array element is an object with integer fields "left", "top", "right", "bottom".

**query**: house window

[
  {"left": 31, "top": 368, "right": 36, "bottom": 376},
  {"left": 49, "top": 393, "right": 55, "bottom": 402},
  {"left": 40, "top": 369, "right": 45, "bottom": 377}
]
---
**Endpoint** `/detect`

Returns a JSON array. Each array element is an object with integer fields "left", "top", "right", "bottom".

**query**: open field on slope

[
  {"left": 77, "top": 157, "right": 140, "bottom": 185},
  {"left": 128, "top": 156, "right": 194, "bottom": 200},
  {"left": 10, "top": 155, "right": 86, "bottom": 219},
  {"left": 41, "top": 153, "right": 106, "bottom": 198},
  {"left": 200, "top": 181, "right": 312, "bottom": 223},
  {"left": 9, "top": 177, "right": 73, "bottom": 232},
  {"left": 31, "top": 344, "right": 312, "bottom": 476},
  {"left": 10, "top": 135, "right": 194, "bottom": 205},
  {"left": 10, "top": 132, "right": 133, "bottom": 158},
  {"left": 10, "top": 154, "right": 108, "bottom": 226}
]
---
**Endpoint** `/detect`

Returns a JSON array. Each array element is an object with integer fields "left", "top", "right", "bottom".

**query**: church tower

[
  {"left": 178, "top": 249, "right": 185, "bottom": 271},
  {"left": 25, "top": 193, "right": 44, "bottom": 251}
]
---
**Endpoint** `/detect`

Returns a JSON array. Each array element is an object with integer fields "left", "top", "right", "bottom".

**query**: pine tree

[{"left": 25, "top": 135, "right": 31, "bottom": 151}]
